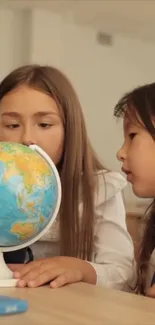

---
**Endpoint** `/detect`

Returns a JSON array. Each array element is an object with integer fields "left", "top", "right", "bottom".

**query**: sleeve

[{"left": 89, "top": 172, "right": 136, "bottom": 291}]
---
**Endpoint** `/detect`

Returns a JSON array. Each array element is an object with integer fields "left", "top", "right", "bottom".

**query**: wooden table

[{"left": 0, "top": 283, "right": 155, "bottom": 325}]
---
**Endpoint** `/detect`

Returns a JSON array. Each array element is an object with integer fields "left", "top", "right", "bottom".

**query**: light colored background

[{"left": 0, "top": 0, "right": 155, "bottom": 209}]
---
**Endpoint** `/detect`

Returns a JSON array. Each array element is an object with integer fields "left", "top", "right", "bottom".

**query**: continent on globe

[{"left": 11, "top": 222, "right": 36, "bottom": 240}]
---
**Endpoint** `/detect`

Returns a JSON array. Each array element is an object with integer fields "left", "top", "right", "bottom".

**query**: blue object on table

[{"left": 0, "top": 295, "right": 28, "bottom": 315}]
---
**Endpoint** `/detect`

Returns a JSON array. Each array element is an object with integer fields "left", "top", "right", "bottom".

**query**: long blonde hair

[{"left": 0, "top": 65, "right": 104, "bottom": 260}]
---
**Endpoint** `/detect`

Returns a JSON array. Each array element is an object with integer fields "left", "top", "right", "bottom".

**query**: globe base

[
  {"left": 0, "top": 251, "right": 18, "bottom": 287},
  {"left": 0, "top": 279, "right": 18, "bottom": 287}
]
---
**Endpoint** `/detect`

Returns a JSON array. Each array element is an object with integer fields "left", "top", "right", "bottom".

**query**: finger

[
  {"left": 7, "top": 264, "right": 24, "bottom": 272},
  {"left": 26, "top": 268, "right": 65, "bottom": 288},
  {"left": 13, "top": 261, "right": 42, "bottom": 278},
  {"left": 16, "top": 280, "right": 27, "bottom": 288},
  {"left": 146, "top": 284, "right": 155, "bottom": 298},
  {"left": 50, "top": 270, "right": 82, "bottom": 288},
  {"left": 17, "top": 262, "right": 52, "bottom": 283}
]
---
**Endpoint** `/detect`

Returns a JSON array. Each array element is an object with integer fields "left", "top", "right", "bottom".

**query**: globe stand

[
  {"left": 0, "top": 251, "right": 18, "bottom": 287},
  {"left": 0, "top": 143, "right": 61, "bottom": 288}
]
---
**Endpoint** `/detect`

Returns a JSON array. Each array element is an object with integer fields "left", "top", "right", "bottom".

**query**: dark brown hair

[
  {"left": 0, "top": 64, "right": 104, "bottom": 260},
  {"left": 114, "top": 83, "right": 155, "bottom": 294}
]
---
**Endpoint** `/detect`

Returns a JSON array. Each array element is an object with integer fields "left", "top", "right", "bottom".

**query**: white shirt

[{"left": 31, "top": 170, "right": 135, "bottom": 291}]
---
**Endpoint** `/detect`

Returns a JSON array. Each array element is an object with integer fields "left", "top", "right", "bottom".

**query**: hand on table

[
  {"left": 146, "top": 284, "right": 155, "bottom": 298},
  {"left": 8, "top": 256, "right": 96, "bottom": 288}
]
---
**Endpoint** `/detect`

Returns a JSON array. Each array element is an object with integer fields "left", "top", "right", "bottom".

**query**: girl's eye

[
  {"left": 39, "top": 123, "right": 52, "bottom": 129},
  {"left": 6, "top": 124, "right": 19, "bottom": 129},
  {"left": 129, "top": 133, "right": 136, "bottom": 140}
]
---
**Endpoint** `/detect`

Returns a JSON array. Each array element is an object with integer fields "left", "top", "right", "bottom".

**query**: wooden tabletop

[{"left": 0, "top": 283, "right": 155, "bottom": 325}]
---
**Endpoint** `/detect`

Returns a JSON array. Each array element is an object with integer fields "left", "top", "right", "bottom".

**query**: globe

[{"left": 0, "top": 142, "right": 61, "bottom": 287}]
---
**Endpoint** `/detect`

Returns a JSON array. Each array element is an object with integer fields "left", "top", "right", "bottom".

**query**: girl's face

[
  {"left": 117, "top": 115, "right": 155, "bottom": 198},
  {"left": 0, "top": 85, "right": 64, "bottom": 165}
]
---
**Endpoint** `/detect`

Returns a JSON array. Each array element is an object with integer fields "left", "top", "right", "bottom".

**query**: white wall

[
  {"left": 0, "top": 9, "right": 32, "bottom": 79},
  {"left": 1, "top": 8, "right": 155, "bottom": 205}
]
